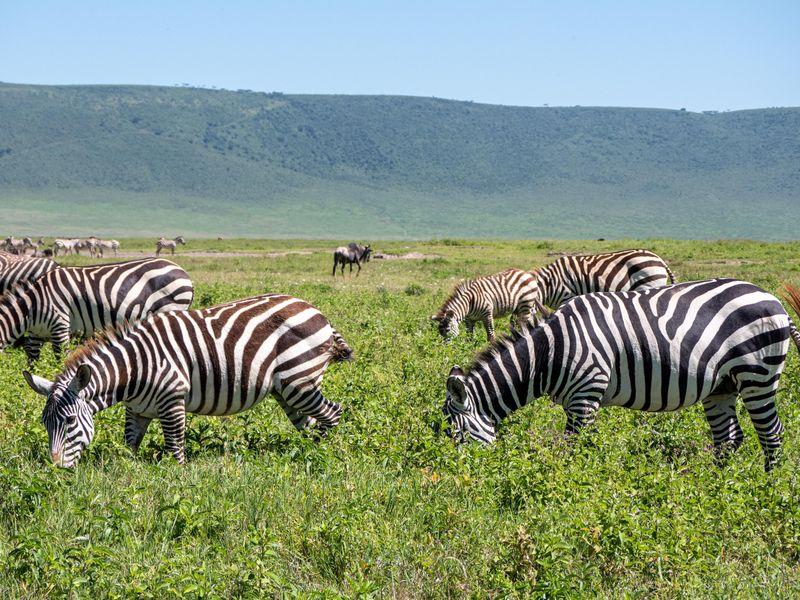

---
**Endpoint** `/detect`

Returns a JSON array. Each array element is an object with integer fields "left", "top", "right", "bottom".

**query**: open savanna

[{"left": 2, "top": 238, "right": 800, "bottom": 597}]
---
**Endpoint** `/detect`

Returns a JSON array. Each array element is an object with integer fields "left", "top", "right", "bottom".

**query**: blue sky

[{"left": 1, "top": 0, "right": 797, "bottom": 110}]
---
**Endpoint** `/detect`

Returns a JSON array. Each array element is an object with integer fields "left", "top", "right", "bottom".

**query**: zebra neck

[{"left": 467, "top": 328, "right": 550, "bottom": 423}]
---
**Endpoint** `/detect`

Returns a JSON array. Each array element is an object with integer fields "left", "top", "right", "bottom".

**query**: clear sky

[{"left": 1, "top": 0, "right": 798, "bottom": 111}]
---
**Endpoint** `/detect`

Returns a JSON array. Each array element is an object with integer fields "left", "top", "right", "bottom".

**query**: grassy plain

[{"left": 1, "top": 238, "right": 800, "bottom": 597}]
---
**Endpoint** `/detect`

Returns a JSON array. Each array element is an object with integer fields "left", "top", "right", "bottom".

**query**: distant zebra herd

[{"left": 2, "top": 241, "right": 800, "bottom": 473}]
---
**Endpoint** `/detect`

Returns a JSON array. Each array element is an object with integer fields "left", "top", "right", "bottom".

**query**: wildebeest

[{"left": 332, "top": 243, "right": 372, "bottom": 277}]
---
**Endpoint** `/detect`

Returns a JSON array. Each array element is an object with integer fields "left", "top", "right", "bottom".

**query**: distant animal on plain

[
  {"left": 156, "top": 236, "right": 186, "bottom": 256},
  {"left": 25, "top": 294, "right": 351, "bottom": 467},
  {"left": 94, "top": 239, "right": 120, "bottom": 257},
  {"left": 442, "top": 278, "right": 800, "bottom": 472},
  {"left": 332, "top": 243, "right": 372, "bottom": 277},
  {"left": 432, "top": 268, "right": 540, "bottom": 343},
  {"left": 531, "top": 249, "right": 675, "bottom": 310}
]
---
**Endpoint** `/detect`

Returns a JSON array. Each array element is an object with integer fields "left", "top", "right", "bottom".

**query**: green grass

[
  {"left": 1, "top": 82, "right": 799, "bottom": 238},
  {"left": 2, "top": 239, "right": 800, "bottom": 597}
]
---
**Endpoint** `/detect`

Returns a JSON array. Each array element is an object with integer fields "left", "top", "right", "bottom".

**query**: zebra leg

[
  {"left": 332, "top": 257, "right": 338, "bottom": 277},
  {"left": 158, "top": 399, "right": 187, "bottom": 464},
  {"left": 50, "top": 324, "right": 71, "bottom": 360},
  {"left": 22, "top": 337, "right": 45, "bottom": 364},
  {"left": 356, "top": 260, "right": 361, "bottom": 276},
  {"left": 483, "top": 314, "right": 496, "bottom": 343},
  {"left": 739, "top": 380, "right": 784, "bottom": 471},
  {"left": 274, "top": 393, "right": 317, "bottom": 431},
  {"left": 283, "top": 383, "right": 342, "bottom": 434},
  {"left": 563, "top": 395, "right": 601, "bottom": 435},
  {"left": 124, "top": 407, "right": 153, "bottom": 454},
  {"left": 464, "top": 321, "right": 475, "bottom": 336},
  {"left": 701, "top": 393, "right": 743, "bottom": 461}
]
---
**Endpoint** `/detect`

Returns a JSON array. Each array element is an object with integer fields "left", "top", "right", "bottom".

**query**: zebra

[
  {"left": 0, "top": 251, "right": 58, "bottom": 294},
  {"left": 94, "top": 239, "right": 120, "bottom": 257},
  {"left": 431, "top": 268, "right": 540, "bottom": 343},
  {"left": 53, "top": 238, "right": 81, "bottom": 256},
  {"left": 332, "top": 243, "right": 372, "bottom": 277},
  {"left": 441, "top": 278, "right": 800, "bottom": 471},
  {"left": 532, "top": 249, "right": 675, "bottom": 310},
  {"left": 156, "top": 236, "right": 186, "bottom": 256},
  {"left": 23, "top": 294, "right": 352, "bottom": 467},
  {"left": 3, "top": 236, "right": 29, "bottom": 255},
  {"left": 0, "top": 258, "right": 194, "bottom": 362}
]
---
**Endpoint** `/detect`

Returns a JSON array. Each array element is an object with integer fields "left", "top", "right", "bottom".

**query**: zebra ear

[
  {"left": 23, "top": 371, "right": 53, "bottom": 396},
  {"left": 68, "top": 364, "right": 92, "bottom": 394},
  {"left": 430, "top": 314, "right": 442, "bottom": 322},
  {"left": 447, "top": 366, "right": 469, "bottom": 409}
]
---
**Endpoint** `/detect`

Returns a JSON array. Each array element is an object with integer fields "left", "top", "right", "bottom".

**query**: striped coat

[
  {"left": 25, "top": 294, "right": 352, "bottom": 466},
  {"left": 0, "top": 258, "right": 194, "bottom": 361},
  {"left": 432, "top": 268, "right": 540, "bottom": 342},
  {"left": 532, "top": 249, "right": 675, "bottom": 309},
  {"left": 442, "top": 279, "right": 799, "bottom": 471},
  {"left": 0, "top": 251, "right": 58, "bottom": 294}
]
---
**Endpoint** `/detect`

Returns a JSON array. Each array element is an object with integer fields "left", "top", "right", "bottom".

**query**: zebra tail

[
  {"left": 780, "top": 283, "right": 800, "bottom": 353},
  {"left": 329, "top": 328, "right": 353, "bottom": 362},
  {"left": 665, "top": 264, "right": 677, "bottom": 284}
]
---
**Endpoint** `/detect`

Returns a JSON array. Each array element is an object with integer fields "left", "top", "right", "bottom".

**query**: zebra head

[
  {"left": 363, "top": 245, "right": 372, "bottom": 262},
  {"left": 24, "top": 365, "right": 95, "bottom": 468},
  {"left": 431, "top": 310, "right": 459, "bottom": 340},
  {"left": 441, "top": 365, "right": 496, "bottom": 443}
]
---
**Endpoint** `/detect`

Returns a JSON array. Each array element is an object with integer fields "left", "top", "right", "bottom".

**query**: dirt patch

[
  {"left": 113, "top": 250, "right": 315, "bottom": 259},
  {"left": 373, "top": 252, "right": 442, "bottom": 260}
]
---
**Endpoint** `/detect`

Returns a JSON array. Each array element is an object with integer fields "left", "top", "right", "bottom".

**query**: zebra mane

[
  {"left": 62, "top": 320, "right": 137, "bottom": 372},
  {"left": 436, "top": 279, "right": 472, "bottom": 316},
  {"left": 468, "top": 326, "right": 529, "bottom": 371}
]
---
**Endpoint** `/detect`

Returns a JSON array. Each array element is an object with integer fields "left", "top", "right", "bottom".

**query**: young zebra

[
  {"left": 532, "top": 249, "right": 675, "bottom": 309},
  {"left": 156, "top": 236, "right": 186, "bottom": 256},
  {"left": 332, "top": 243, "right": 372, "bottom": 277},
  {"left": 24, "top": 294, "right": 352, "bottom": 467},
  {"left": 0, "top": 258, "right": 194, "bottom": 362},
  {"left": 441, "top": 279, "right": 799, "bottom": 471},
  {"left": 0, "top": 251, "right": 58, "bottom": 294},
  {"left": 432, "top": 268, "right": 540, "bottom": 342}
]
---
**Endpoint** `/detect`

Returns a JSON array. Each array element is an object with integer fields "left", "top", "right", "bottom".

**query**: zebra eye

[{"left": 66, "top": 415, "right": 77, "bottom": 425}]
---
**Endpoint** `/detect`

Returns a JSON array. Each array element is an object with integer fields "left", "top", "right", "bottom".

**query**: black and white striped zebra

[
  {"left": 441, "top": 278, "right": 799, "bottom": 471},
  {"left": 24, "top": 294, "right": 352, "bottom": 467},
  {"left": 156, "top": 236, "right": 186, "bottom": 256},
  {"left": 532, "top": 249, "right": 675, "bottom": 309},
  {"left": 0, "top": 251, "right": 58, "bottom": 294},
  {"left": 432, "top": 268, "right": 540, "bottom": 342},
  {"left": 0, "top": 258, "right": 194, "bottom": 362},
  {"left": 95, "top": 239, "right": 120, "bottom": 257}
]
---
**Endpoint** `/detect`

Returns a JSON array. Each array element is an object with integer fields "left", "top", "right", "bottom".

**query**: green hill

[{"left": 0, "top": 82, "right": 798, "bottom": 239}]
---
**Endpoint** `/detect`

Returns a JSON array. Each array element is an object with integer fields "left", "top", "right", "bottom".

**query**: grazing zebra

[
  {"left": 0, "top": 258, "right": 194, "bottom": 362},
  {"left": 53, "top": 238, "right": 81, "bottom": 256},
  {"left": 0, "top": 251, "right": 58, "bottom": 294},
  {"left": 441, "top": 279, "right": 800, "bottom": 471},
  {"left": 532, "top": 249, "right": 675, "bottom": 309},
  {"left": 156, "top": 236, "right": 186, "bottom": 256},
  {"left": 3, "top": 236, "right": 29, "bottom": 255},
  {"left": 94, "top": 239, "right": 120, "bottom": 257},
  {"left": 332, "top": 243, "right": 372, "bottom": 277},
  {"left": 432, "top": 268, "right": 540, "bottom": 342},
  {"left": 24, "top": 294, "right": 351, "bottom": 467}
]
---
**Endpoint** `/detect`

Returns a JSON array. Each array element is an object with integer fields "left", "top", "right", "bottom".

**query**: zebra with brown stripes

[
  {"left": 432, "top": 268, "right": 540, "bottom": 343},
  {"left": 24, "top": 294, "right": 352, "bottom": 467},
  {"left": 0, "top": 251, "right": 58, "bottom": 294},
  {"left": 0, "top": 258, "right": 194, "bottom": 362},
  {"left": 532, "top": 249, "right": 675, "bottom": 310}
]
